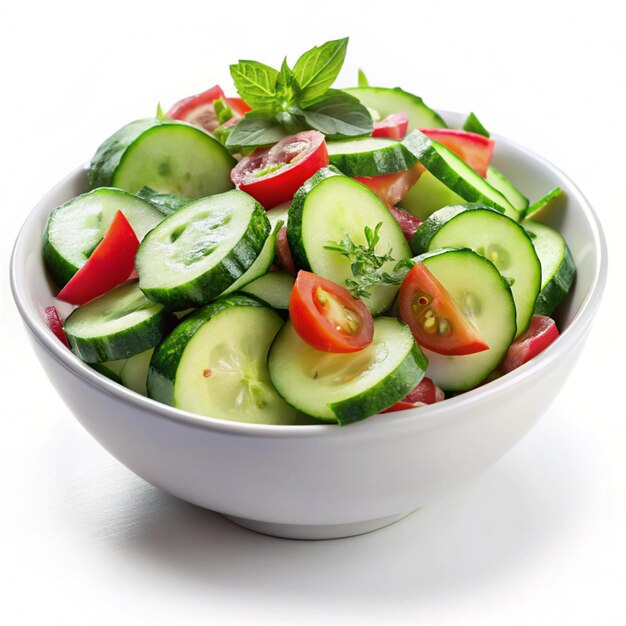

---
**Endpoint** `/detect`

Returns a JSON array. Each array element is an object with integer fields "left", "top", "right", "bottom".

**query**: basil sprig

[{"left": 227, "top": 38, "right": 372, "bottom": 150}]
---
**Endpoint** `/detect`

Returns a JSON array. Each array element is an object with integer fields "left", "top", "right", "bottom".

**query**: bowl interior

[{"left": 11, "top": 114, "right": 606, "bottom": 431}]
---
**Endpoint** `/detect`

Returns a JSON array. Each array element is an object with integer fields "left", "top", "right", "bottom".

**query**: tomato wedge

[
  {"left": 167, "top": 84, "right": 226, "bottom": 133},
  {"left": 289, "top": 271, "right": 374, "bottom": 353},
  {"left": 387, "top": 205, "right": 423, "bottom": 242},
  {"left": 373, "top": 112, "right": 409, "bottom": 139},
  {"left": 501, "top": 315, "right": 559, "bottom": 374},
  {"left": 382, "top": 376, "right": 444, "bottom": 412},
  {"left": 226, "top": 97, "right": 251, "bottom": 116},
  {"left": 44, "top": 305, "right": 70, "bottom": 348},
  {"left": 420, "top": 128, "right": 495, "bottom": 177},
  {"left": 398, "top": 263, "right": 488, "bottom": 356},
  {"left": 356, "top": 163, "right": 423, "bottom": 206},
  {"left": 231, "top": 131, "right": 329, "bottom": 209},
  {"left": 56, "top": 211, "right": 140, "bottom": 305},
  {"left": 275, "top": 226, "right": 296, "bottom": 275}
]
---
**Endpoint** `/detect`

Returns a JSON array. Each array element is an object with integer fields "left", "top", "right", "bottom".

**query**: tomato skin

[
  {"left": 382, "top": 376, "right": 444, "bottom": 412},
  {"left": 289, "top": 271, "right": 374, "bottom": 353},
  {"left": 356, "top": 164, "right": 423, "bottom": 206},
  {"left": 275, "top": 226, "right": 296, "bottom": 275},
  {"left": 373, "top": 112, "right": 409, "bottom": 139},
  {"left": 501, "top": 315, "right": 559, "bottom": 373},
  {"left": 226, "top": 96, "right": 251, "bottom": 116},
  {"left": 387, "top": 205, "right": 423, "bottom": 242},
  {"left": 56, "top": 211, "right": 140, "bottom": 305},
  {"left": 167, "top": 84, "right": 226, "bottom": 132},
  {"left": 231, "top": 131, "right": 329, "bottom": 209},
  {"left": 398, "top": 263, "right": 489, "bottom": 356},
  {"left": 44, "top": 306, "right": 70, "bottom": 348},
  {"left": 420, "top": 128, "right": 495, "bottom": 177}
]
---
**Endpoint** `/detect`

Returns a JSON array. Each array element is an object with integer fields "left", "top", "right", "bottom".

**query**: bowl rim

[{"left": 10, "top": 123, "right": 608, "bottom": 439}]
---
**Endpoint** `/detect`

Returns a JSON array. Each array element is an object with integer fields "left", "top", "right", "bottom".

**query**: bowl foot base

[{"left": 223, "top": 510, "right": 416, "bottom": 540}]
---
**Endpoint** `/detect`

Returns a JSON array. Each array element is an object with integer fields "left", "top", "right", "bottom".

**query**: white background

[{"left": 2, "top": 1, "right": 625, "bottom": 624}]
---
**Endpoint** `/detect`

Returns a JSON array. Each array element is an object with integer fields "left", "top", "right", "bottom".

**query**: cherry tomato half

[
  {"left": 44, "top": 306, "right": 70, "bottom": 348},
  {"left": 56, "top": 211, "right": 140, "bottom": 305},
  {"left": 382, "top": 376, "right": 444, "bottom": 412},
  {"left": 167, "top": 84, "right": 226, "bottom": 133},
  {"left": 231, "top": 131, "right": 329, "bottom": 209},
  {"left": 420, "top": 128, "right": 495, "bottom": 177},
  {"left": 387, "top": 205, "right": 423, "bottom": 242},
  {"left": 275, "top": 226, "right": 296, "bottom": 275},
  {"left": 289, "top": 271, "right": 374, "bottom": 353},
  {"left": 356, "top": 163, "right": 423, "bottom": 207},
  {"left": 373, "top": 112, "right": 409, "bottom": 140},
  {"left": 501, "top": 315, "right": 559, "bottom": 374},
  {"left": 398, "top": 263, "right": 489, "bottom": 356}
]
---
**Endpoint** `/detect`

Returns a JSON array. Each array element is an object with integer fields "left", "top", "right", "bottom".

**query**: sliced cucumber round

[
  {"left": 136, "top": 186, "right": 190, "bottom": 216},
  {"left": 220, "top": 220, "right": 282, "bottom": 296},
  {"left": 412, "top": 204, "right": 541, "bottom": 337},
  {"left": 90, "top": 358, "right": 126, "bottom": 383},
  {"left": 136, "top": 190, "right": 270, "bottom": 310},
  {"left": 265, "top": 202, "right": 290, "bottom": 230},
  {"left": 523, "top": 220, "right": 576, "bottom": 316},
  {"left": 240, "top": 271, "right": 295, "bottom": 310},
  {"left": 287, "top": 167, "right": 411, "bottom": 314},
  {"left": 400, "top": 170, "right": 464, "bottom": 219},
  {"left": 326, "top": 137, "right": 417, "bottom": 177},
  {"left": 64, "top": 281, "right": 171, "bottom": 363},
  {"left": 89, "top": 118, "right": 235, "bottom": 198},
  {"left": 401, "top": 130, "right": 518, "bottom": 219},
  {"left": 485, "top": 166, "right": 529, "bottom": 215},
  {"left": 148, "top": 294, "right": 299, "bottom": 425},
  {"left": 415, "top": 248, "right": 517, "bottom": 391},
  {"left": 523, "top": 187, "right": 564, "bottom": 221},
  {"left": 43, "top": 188, "right": 163, "bottom": 287},
  {"left": 343, "top": 86, "right": 446, "bottom": 129},
  {"left": 120, "top": 348, "right": 154, "bottom": 396},
  {"left": 268, "top": 317, "right": 428, "bottom": 425}
]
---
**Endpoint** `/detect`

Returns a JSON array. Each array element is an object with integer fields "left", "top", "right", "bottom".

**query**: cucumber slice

[
  {"left": 240, "top": 271, "right": 295, "bottom": 309},
  {"left": 136, "top": 186, "right": 190, "bottom": 216},
  {"left": 415, "top": 248, "right": 516, "bottom": 391},
  {"left": 486, "top": 166, "right": 529, "bottom": 215},
  {"left": 401, "top": 130, "right": 519, "bottom": 220},
  {"left": 343, "top": 87, "right": 446, "bottom": 130},
  {"left": 64, "top": 281, "right": 171, "bottom": 363},
  {"left": 43, "top": 188, "right": 164, "bottom": 287},
  {"left": 136, "top": 190, "right": 270, "bottom": 310},
  {"left": 462, "top": 112, "right": 490, "bottom": 137},
  {"left": 89, "top": 118, "right": 235, "bottom": 198},
  {"left": 523, "top": 220, "right": 576, "bottom": 316},
  {"left": 412, "top": 204, "right": 541, "bottom": 336},
  {"left": 523, "top": 187, "right": 564, "bottom": 221},
  {"left": 400, "top": 170, "right": 464, "bottom": 219},
  {"left": 326, "top": 137, "right": 417, "bottom": 177},
  {"left": 120, "top": 348, "right": 154, "bottom": 396},
  {"left": 265, "top": 202, "right": 290, "bottom": 230},
  {"left": 221, "top": 220, "right": 282, "bottom": 296},
  {"left": 268, "top": 318, "right": 428, "bottom": 425},
  {"left": 287, "top": 168, "right": 411, "bottom": 314},
  {"left": 148, "top": 294, "right": 299, "bottom": 425},
  {"left": 91, "top": 358, "right": 126, "bottom": 383}
]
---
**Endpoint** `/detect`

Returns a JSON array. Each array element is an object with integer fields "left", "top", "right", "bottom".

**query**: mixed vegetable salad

[{"left": 42, "top": 38, "right": 573, "bottom": 426}]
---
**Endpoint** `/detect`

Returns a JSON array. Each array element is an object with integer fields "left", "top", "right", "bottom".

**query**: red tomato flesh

[
  {"left": 501, "top": 315, "right": 559, "bottom": 374},
  {"left": 420, "top": 128, "right": 495, "bottom": 177},
  {"left": 44, "top": 305, "right": 70, "bottom": 348},
  {"left": 56, "top": 211, "right": 140, "bottom": 305},
  {"left": 382, "top": 376, "right": 444, "bottom": 412},
  {"left": 373, "top": 112, "right": 409, "bottom": 139},
  {"left": 398, "top": 263, "right": 489, "bottom": 356},
  {"left": 275, "top": 226, "right": 296, "bottom": 275},
  {"left": 289, "top": 271, "right": 374, "bottom": 353},
  {"left": 387, "top": 205, "right": 423, "bottom": 242},
  {"left": 167, "top": 84, "right": 226, "bottom": 133},
  {"left": 231, "top": 131, "right": 329, "bottom": 209},
  {"left": 356, "top": 164, "right": 423, "bottom": 207},
  {"left": 226, "top": 96, "right": 251, "bottom": 116}
]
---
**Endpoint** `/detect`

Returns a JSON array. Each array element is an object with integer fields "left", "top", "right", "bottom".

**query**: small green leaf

[
  {"left": 156, "top": 102, "right": 169, "bottom": 121},
  {"left": 293, "top": 37, "right": 349, "bottom": 107},
  {"left": 213, "top": 98, "right": 234, "bottom": 125},
  {"left": 229, "top": 60, "right": 279, "bottom": 110},
  {"left": 302, "top": 89, "right": 372, "bottom": 139},
  {"left": 462, "top": 112, "right": 490, "bottom": 137},
  {"left": 275, "top": 57, "right": 297, "bottom": 111},
  {"left": 358, "top": 68, "right": 369, "bottom": 87},
  {"left": 225, "top": 111, "right": 287, "bottom": 150}
]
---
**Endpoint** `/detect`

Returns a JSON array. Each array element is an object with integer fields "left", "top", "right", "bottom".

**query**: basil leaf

[
  {"left": 292, "top": 37, "right": 349, "bottom": 107},
  {"left": 229, "top": 60, "right": 278, "bottom": 110},
  {"left": 302, "top": 90, "right": 372, "bottom": 139},
  {"left": 358, "top": 68, "right": 369, "bottom": 87},
  {"left": 275, "top": 57, "right": 297, "bottom": 111},
  {"left": 276, "top": 106, "right": 306, "bottom": 134},
  {"left": 225, "top": 111, "right": 286, "bottom": 150}
]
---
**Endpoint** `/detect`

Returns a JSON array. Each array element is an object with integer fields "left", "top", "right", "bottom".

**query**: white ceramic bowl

[{"left": 10, "top": 113, "right": 607, "bottom": 539}]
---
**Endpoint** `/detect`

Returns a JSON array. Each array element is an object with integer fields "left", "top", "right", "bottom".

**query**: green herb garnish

[
  {"left": 324, "top": 223, "right": 413, "bottom": 298},
  {"left": 226, "top": 38, "right": 372, "bottom": 150}
]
